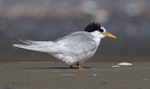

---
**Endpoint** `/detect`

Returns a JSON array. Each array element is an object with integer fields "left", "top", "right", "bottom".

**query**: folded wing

[
  {"left": 56, "top": 31, "right": 97, "bottom": 55},
  {"left": 13, "top": 40, "right": 59, "bottom": 53}
]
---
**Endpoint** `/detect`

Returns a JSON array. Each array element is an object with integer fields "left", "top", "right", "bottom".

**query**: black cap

[{"left": 84, "top": 23, "right": 104, "bottom": 32}]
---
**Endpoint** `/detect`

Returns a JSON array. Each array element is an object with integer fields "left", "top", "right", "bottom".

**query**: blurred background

[{"left": 0, "top": 0, "right": 150, "bottom": 62}]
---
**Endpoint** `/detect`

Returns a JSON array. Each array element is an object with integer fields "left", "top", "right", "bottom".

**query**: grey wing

[
  {"left": 56, "top": 32, "right": 97, "bottom": 55},
  {"left": 13, "top": 40, "right": 60, "bottom": 53},
  {"left": 19, "top": 39, "right": 55, "bottom": 45}
]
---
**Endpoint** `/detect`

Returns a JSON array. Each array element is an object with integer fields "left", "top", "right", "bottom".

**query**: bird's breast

[{"left": 93, "top": 37, "right": 101, "bottom": 46}]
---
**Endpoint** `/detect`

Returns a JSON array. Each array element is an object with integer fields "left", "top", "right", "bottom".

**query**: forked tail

[{"left": 13, "top": 40, "right": 57, "bottom": 53}]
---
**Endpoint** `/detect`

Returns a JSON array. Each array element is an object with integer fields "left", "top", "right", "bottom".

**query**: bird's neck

[{"left": 90, "top": 31, "right": 102, "bottom": 46}]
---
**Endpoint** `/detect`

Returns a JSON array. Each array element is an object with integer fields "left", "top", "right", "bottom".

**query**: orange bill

[{"left": 103, "top": 32, "right": 117, "bottom": 38}]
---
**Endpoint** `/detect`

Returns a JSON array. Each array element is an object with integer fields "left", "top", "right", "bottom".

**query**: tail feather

[
  {"left": 13, "top": 44, "right": 49, "bottom": 52},
  {"left": 13, "top": 40, "right": 58, "bottom": 53},
  {"left": 19, "top": 39, "right": 55, "bottom": 45}
]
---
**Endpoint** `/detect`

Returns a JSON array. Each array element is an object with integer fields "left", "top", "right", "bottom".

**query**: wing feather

[
  {"left": 19, "top": 39, "right": 55, "bottom": 45},
  {"left": 56, "top": 31, "right": 96, "bottom": 55},
  {"left": 13, "top": 40, "right": 59, "bottom": 53}
]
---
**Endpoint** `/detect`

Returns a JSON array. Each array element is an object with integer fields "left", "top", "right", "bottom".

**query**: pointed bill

[{"left": 103, "top": 32, "right": 117, "bottom": 38}]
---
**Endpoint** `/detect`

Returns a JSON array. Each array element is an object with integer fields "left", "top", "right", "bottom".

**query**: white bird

[{"left": 13, "top": 23, "right": 116, "bottom": 70}]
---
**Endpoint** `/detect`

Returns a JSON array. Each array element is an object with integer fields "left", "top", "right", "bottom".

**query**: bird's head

[{"left": 84, "top": 23, "right": 116, "bottom": 39}]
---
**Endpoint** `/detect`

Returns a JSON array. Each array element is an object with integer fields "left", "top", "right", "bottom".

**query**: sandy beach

[{"left": 0, "top": 62, "right": 149, "bottom": 89}]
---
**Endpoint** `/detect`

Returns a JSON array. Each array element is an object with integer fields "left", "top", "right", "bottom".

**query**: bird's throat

[{"left": 93, "top": 37, "right": 101, "bottom": 46}]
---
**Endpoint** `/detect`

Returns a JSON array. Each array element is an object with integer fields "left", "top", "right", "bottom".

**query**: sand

[{"left": 0, "top": 62, "right": 150, "bottom": 89}]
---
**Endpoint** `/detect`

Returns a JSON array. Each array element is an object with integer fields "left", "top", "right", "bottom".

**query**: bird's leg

[
  {"left": 76, "top": 62, "right": 85, "bottom": 70},
  {"left": 70, "top": 65, "right": 74, "bottom": 69}
]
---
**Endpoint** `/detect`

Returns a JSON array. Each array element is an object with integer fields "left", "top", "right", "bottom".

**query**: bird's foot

[
  {"left": 76, "top": 62, "right": 85, "bottom": 70},
  {"left": 70, "top": 65, "right": 85, "bottom": 70},
  {"left": 78, "top": 66, "right": 85, "bottom": 70},
  {"left": 70, "top": 65, "right": 75, "bottom": 69}
]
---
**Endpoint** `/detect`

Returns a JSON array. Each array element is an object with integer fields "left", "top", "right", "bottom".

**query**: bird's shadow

[{"left": 20, "top": 67, "right": 91, "bottom": 70}]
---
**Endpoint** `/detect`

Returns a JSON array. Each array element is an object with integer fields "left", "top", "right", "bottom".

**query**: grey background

[{"left": 0, "top": 0, "right": 150, "bottom": 62}]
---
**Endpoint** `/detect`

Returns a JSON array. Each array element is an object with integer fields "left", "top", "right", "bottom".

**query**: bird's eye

[{"left": 99, "top": 28, "right": 104, "bottom": 32}]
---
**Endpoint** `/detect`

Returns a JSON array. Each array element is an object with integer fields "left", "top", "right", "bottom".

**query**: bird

[{"left": 13, "top": 23, "right": 116, "bottom": 70}]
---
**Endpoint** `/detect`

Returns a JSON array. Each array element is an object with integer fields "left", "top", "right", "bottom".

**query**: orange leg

[
  {"left": 76, "top": 62, "right": 85, "bottom": 70},
  {"left": 70, "top": 65, "right": 74, "bottom": 69},
  {"left": 78, "top": 66, "right": 85, "bottom": 70}
]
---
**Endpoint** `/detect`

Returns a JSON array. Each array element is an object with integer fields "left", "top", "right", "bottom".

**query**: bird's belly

[
  {"left": 51, "top": 54, "right": 76, "bottom": 65},
  {"left": 50, "top": 52, "right": 94, "bottom": 65},
  {"left": 77, "top": 52, "right": 95, "bottom": 63}
]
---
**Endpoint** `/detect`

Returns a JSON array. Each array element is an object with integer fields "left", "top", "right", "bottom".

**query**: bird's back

[{"left": 53, "top": 31, "right": 98, "bottom": 64}]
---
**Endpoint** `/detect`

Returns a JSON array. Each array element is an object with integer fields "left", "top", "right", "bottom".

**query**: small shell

[{"left": 117, "top": 62, "right": 133, "bottom": 66}]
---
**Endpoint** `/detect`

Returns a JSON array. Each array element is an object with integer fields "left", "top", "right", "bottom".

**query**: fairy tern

[{"left": 13, "top": 23, "right": 116, "bottom": 70}]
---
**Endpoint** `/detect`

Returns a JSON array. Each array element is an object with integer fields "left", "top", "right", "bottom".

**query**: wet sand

[{"left": 0, "top": 62, "right": 150, "bottom": 89}]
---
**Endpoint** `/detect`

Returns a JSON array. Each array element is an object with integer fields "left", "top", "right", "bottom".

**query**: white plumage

[
  {"left": 13, "top": 23, "right": 116, "bottom": 69},
  {"left": 13, "top": 31, "right": 100, "bottom": 64}
]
